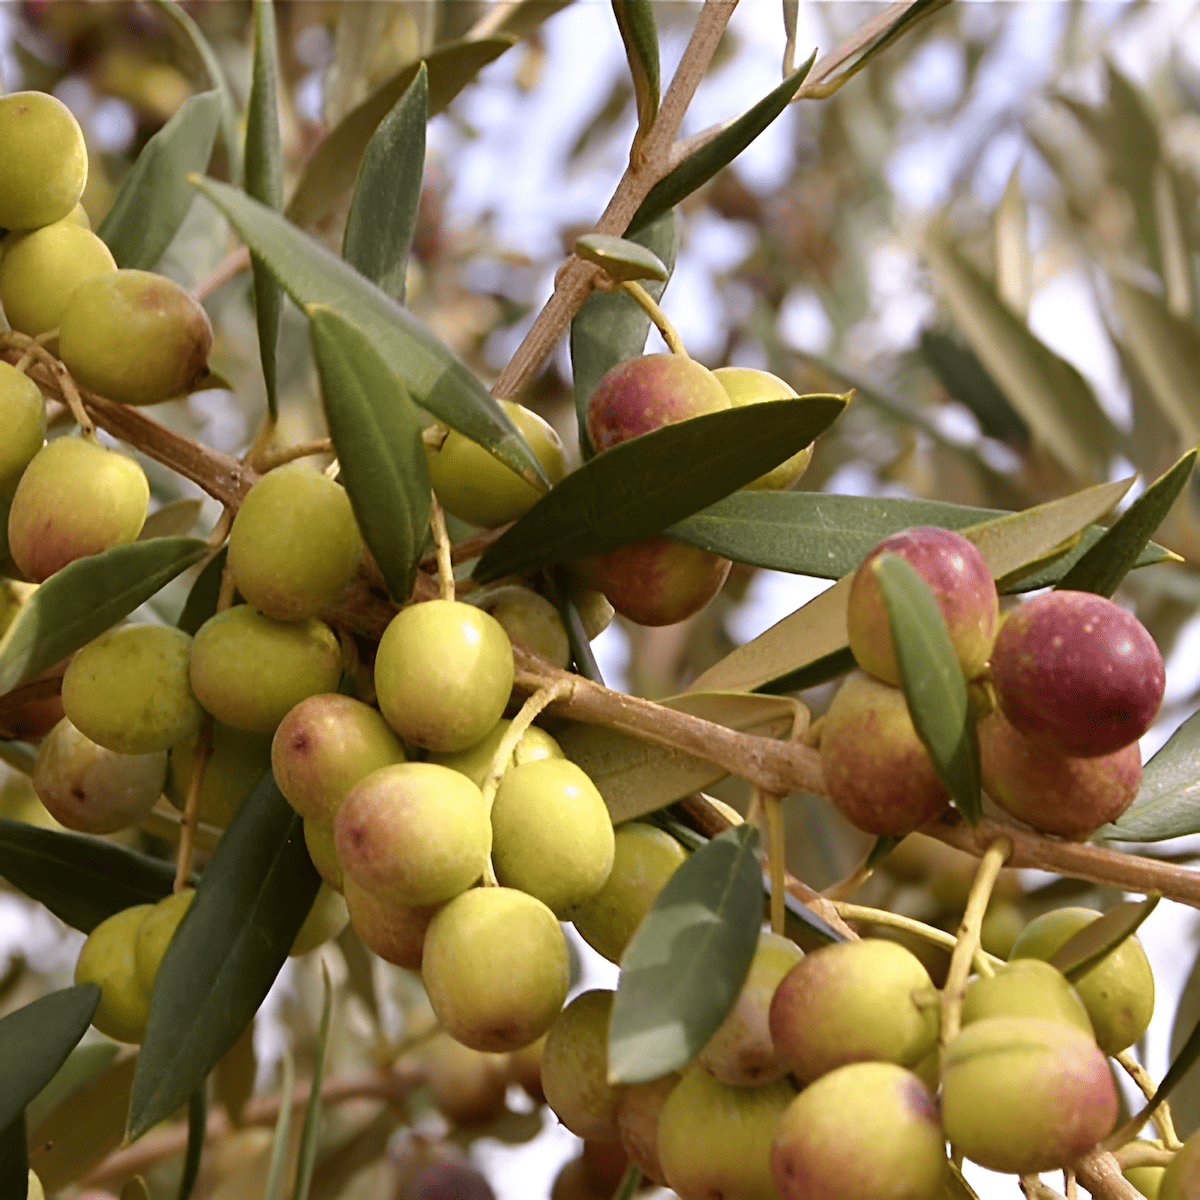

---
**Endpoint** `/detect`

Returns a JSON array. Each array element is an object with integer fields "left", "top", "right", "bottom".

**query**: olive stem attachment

[
  {"left": 430, "top": 493, "right": 455, "bottom": 603},
  {"left": 821, "top": 857, "right": 874, "bottom": 901},
  {"left": 939, "top": 836, "right": 1012, "bottom": 1049},
  {"left": 0, "top": 331, "right": 94, "bottom": 437},
  {"left": 243, "top": 411, "right": 278, "bottom": 474},
  {"left": 1019, "top": 1177, "right": 1066, "bottom": 1200},
  {"left": 831, "top": 901, "right": 1001, "bottom": 975},
  {"left": 1111, "top": 1140, "right": 1175, "bottom": 1170},
  {"left": 479, "top": 679, "right": 575, "bottom": 887},
  {"left": 617, "top": 280, "right": 690, "bottom": 357},
  {"left": 480, "top": 680, "right": 577, "bottom": 814},
  {"left": 174, "top": 717, "right": 213, "bottom": 892},
  {"left": 1115, "top": 1050, "right": 1183, "bottom": 1149},
  {"left": 257, "top": 438, "right": 334, "bottom": 470},
  {"left": 760, "top": 788, "right": 786, "bottom": 935}
]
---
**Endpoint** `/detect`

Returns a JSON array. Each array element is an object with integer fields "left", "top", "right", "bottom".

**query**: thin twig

[
  {"left": 490, "top": 0, "right": 738, "bottom": 400},
  {"left": 940, "top": 838, "right": 1012, "bottom": 1048},
  {"left": 174, "top": 718, "right": 213, "bottom": 892},
  {"left": 191, "top": 244, "right": 252, "bottom": 303}
]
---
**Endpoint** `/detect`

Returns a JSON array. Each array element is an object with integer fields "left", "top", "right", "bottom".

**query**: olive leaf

[
  {"left": 97, "top": 90, "right": 221, "bottom": 270},
  {"left": 286, "top": 39, "right": 513, "bottom": 229},
  {"left": 177, "top": 1085, "right": 207, "bottom": 1200},
  {"left": 690, "top": 477, "right": 1133, "bottom": 697},
  {"left": 0, "top": 819, "right": 178, "bottom": 932},
  {"left": 148, "top": 0, "right": 242, "bottom": 183},
  {"left": 342, "top": 64, "right": 428, "bottom": 302},
  {"left": 612, "top": 0, "right": 659, "bottom": 155},
  {"left": 1056, "top": 449, "right": 1194, "bottom": 596},
  {"left": 0, "top": 1112, "right": 25, "bottom": 1200},
  {"left": 0, "top": 985, "right": 101, "bottom": 1134},
  {"left": 608, "top": 824, "right": 763, "bottom": 1084},
  {"left": 875, "top": 555, "right": 981, "bottom": 825},
  {"left": 1100, "top": 710, "right": 1200, "bottom": 842},
  {"left": 128, "top": 773, "right": 321, "bottom": 1140},
  {"left": 245, "top": 0, "right": 285, "bottom": 419},
  {"left": 0, "top": 537, "right": 208, "bottom": 695},
  {"left": 1047, "top": 896, "right": 1160, "bottom": 979},
  {"left": 475, "top": 395, "right": 847, "bottom": 581},
  {"left": 626, "top": 56, "right": 815, "bottom": 237},
  {"left": 191, "top": 177, "right": 547, "bottom": 489},
  {"left": 309, "top": 305, "right": 431, "bottom": 602}
]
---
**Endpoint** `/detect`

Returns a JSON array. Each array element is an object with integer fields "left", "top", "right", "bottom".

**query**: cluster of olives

[
  {"left": 522, "top": 901, "right": 1157, "bottom": 1200},
  {"left": 821, "top": 524, "right": 1164, "bottom": 840},
  {"left": 577, "top": 354, "right": 813, "bottom": 627},
  {"left": 1, "top": 91, "right": 214, "bottom": 583}
]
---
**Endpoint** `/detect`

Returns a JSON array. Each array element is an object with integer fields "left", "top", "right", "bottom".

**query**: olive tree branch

[{"left": 490, "top": 0, "right": 738, "bottom": 400}]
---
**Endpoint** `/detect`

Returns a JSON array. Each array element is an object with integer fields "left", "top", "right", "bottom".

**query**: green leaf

[
  {"left": 1110, "top": 276, "right": 1200, "bottom": 449},
  {"left": 215, "top": 1020, "right": 256, "bottom": 1127},
  {"left": 1152, "top": 999, "right": 1200, "bottom": 1132},
  {"left": 558, "top": 692, "right": 802, "bottom": 823},
  {"left": 570, "top": 210, "right": 678, "bottom": 459},
  {"left": 691, "top": 478, "right": 1132, "bottom": 696},
  {"left": 177, "top": 1084, "right": 207, "bottom": 1200},
  {"left": 919, "top": 330, "right": 1030, "bottom": 446},
  {"left": 25, "top": 1040, "right": 121, "bottom": 1132},
  {"left": 625, "top": 56, "right": 815, "bottom": 237},
  {"left": 123, "top": 1180, "right": 151, "bottom": 1200},
  {"left": 608, "top": 824, "right": 763, "bottom": 1084},
  {"left": 548, "top": 566, "right": 605, "bottom": 685},
  {"left": 754, "top": 646, "right": 858, "bottom": 696},
  {"left": 97, "top": 91, "right": 221, "bottom": 270},
  {"left": 147, "top": 0, "right": 242, "bottom": 184},
  {"left": 575, "top": 234, "right": 668, "bottom": 284},
  {"left": 0, "top": 1111, "right": 26, "bottom": 1200},
  {"left": 177, "top": 547, "right": 226, "bottom": 636},
  {"left": 1047, "top": 896, "right": 1160, "bottom": 979},
  {"left": 612, "top": 0, "right": 659, "bottom": 152},
  {"left": 925, "top": 233, "right": 1119, "bottom": 484},
  {"left": 1168, "top": 946, "right": 1200, "bottom": 1139},
  {"left": 1056, "top": 450, "right": 1194, "bottom": 596},
  {"left": 263, "top": 1050, "right": 295, "bottom": 1200},
  {"left": 473, "top": 0, "right": 574, "bottom": 41},
  {"left": 293, "top": 964, "right": 332, "bottom": 1200},
  {"left": 246, "top": 0, "right": 285, "bottom": 420},
  {"left": 0, "top": 819, "right": 176, "bottom": 932},
  {"left": 0, "top": 985, "right": 100, "bottom": 1133},
  {"left": 475, "top": 395, "right": 847, "bottom": 581},
  {"left": 139, "top": 499, "right": 203, "bottom": 541},
  {"left": 286, "top": 39, "right": 513, "bottom": 229},
  {"left": 308, "top": 306, "right": 431, "bottom": 602},
  {"left": 128, "top": 774, "right": 321, "bottom": 1140},
  {"left": 0, "top": 537, "right": 208, "bottom": 695},
  {"left": 1100, "top": 710, "right": 1200, "bottom": 842},
  {"left": 191, "top": 178, "right": 547, "bottom": 488},
  {"left": 343, "top": 64, "right": 427, "bottom": 303},
  {"left": 998, "top": 525, "right": 1171, "bottom": 594},
  {"left": 668, "top": 492, "right": 1002, "bottom": 576},
  {"left": 876, "top": 555, "right": 981, "bottom": 825}
]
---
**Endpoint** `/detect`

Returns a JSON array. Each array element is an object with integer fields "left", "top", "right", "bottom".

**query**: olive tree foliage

[{"left": 1, "top": 2, "right": 1200, "bottom": 1199}]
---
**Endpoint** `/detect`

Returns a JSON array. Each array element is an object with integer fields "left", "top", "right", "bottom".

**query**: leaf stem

[
  {"left": 174, "top": 717, "right": 213, "bottom": 892},
  {"left": 939, "top": 837, "right": 1012, "bottom": 1048}
]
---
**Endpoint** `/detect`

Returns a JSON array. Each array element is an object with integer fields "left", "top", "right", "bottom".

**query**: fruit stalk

[
  {"left": 831, "top": 901, "right": 1000, "bottom": 975},
  {"left": 174, "top": 718, "right": 213, "bottom": 891},
  {"left": 490, "top": 0, "right": 737, "bottom": 400},
  {"left": 617, "top": 280, "right": 689, "bottom": 357},
  {"left": 940, "top": 837, "right": 1012, "bottom": 1047},
  {"left": 430, "top": 493, "right": 455, "bottom": 603},
  {"left": 1114, "top": 1050, "right": 1183, "bottom": 1148},
  {"left": 761, "top": 788, "right": 786, "bottom": 934}
]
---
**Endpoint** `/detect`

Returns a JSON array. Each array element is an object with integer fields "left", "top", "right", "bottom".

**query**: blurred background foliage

[{"left": 3, "top": 1, "right": 1200, "bottom": 1197}]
